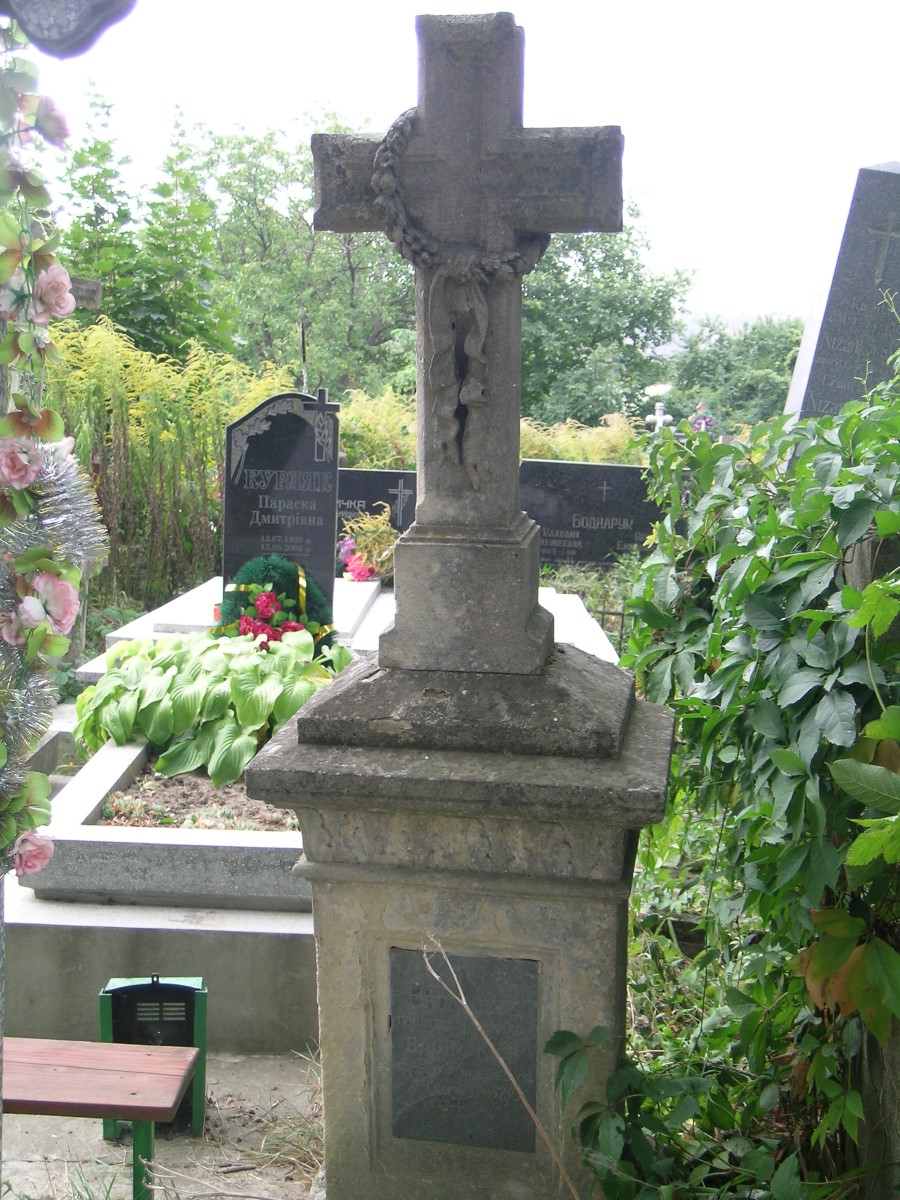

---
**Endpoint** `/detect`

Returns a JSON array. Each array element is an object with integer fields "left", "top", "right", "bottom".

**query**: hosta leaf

[
  {"left": 201, "top": 679, "right": 232, "bottom": 721},
  {"left": 120, "top": 654, "right": 152, "bottom": 690},
  {"left": 230, "top": 673, "right": 284, "bottom": 731},
  {"left": 103, "top": 700, "right": 133, "bottom": 746},
  {"left": 207, "top": 717, "right": 259, "bottom": 787},
  {"left": 138, "top": 697, "right": 174, "bottom": 746},
  {"left": 156, "top": 735, "right": 208, "bottom": 778},
  {"left": 138, "top": 667, "right": 176, "bottom": 709},
  {"left": 169, "top": 673, "right": 206, "bottom": 736},
  {"left": 272, "top": 678, "right": 318, "bottom": 725}
]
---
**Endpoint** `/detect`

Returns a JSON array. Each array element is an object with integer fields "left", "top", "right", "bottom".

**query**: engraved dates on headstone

[
  {"left": 223, "top": 390, "right": 339, "bottom": 606},
  {"left": 390, "top": 948, "right": 539, "bottom": 1152}
]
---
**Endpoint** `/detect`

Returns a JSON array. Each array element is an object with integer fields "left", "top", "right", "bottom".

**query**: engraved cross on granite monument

[
  {"left": 249, "top": 15, "right": 672, "bottom": 1200},
  {"left": 313, "top": 12, "right": 622, "bottom": 673}
]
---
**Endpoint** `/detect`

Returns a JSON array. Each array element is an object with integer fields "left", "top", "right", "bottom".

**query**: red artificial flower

[
  {"left": 279, "top": 620, "right": 306, "bottom": 632},
  {"left": 254, "top": 591, "right": 281, "bottom": 619}
]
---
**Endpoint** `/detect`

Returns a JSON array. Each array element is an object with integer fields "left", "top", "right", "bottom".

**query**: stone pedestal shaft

[{"left": 248, "top": 661, "right": 672, "bottom": 1200}]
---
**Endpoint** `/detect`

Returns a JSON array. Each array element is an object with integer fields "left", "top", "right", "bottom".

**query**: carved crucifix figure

[{"left": 313, "top": 13, "right": 622, "bottom": 673}]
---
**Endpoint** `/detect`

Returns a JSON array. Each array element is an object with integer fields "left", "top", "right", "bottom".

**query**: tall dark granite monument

[
  {"left": 787, "top": 163, "right": 900, "bottom": 418},
  {"left": 223, "top": 390, "right": 339, "bottom": 605}
]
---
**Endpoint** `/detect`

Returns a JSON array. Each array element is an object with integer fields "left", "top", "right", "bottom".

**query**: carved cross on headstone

[
  {"left": 868, "top": 210, "right": 900, "bottom": 286},
  {"left": 313, "top": 13, "right": 622, "bottom": 673}
]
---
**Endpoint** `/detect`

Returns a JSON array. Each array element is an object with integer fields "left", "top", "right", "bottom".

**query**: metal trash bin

[{"left": 99, "top": 974, "right": 207, "bottom": 1139}]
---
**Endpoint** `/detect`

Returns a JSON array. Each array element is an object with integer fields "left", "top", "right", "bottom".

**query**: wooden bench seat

[{"left": 3, "top": 1037, "right": 200, "bottom": 1200}]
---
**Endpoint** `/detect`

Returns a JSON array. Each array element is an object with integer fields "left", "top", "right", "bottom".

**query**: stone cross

[
  {"left": 645, "top": 399, "right": 674, "bottom": 435},
  {"left": 312, "top": 12, "right": 622, "bottom": 674},
  {"left": 0, "top": 0, "right": 135, "bottom": 56}
]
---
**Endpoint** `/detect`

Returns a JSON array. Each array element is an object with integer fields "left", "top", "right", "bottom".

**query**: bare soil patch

[{"left": 99, "top": 760, "right": 299, "bottom": 832}]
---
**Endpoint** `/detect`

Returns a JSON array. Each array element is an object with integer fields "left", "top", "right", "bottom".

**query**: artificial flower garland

[{"left": 0, "top": 22, "right": 108, "bottom": 869}]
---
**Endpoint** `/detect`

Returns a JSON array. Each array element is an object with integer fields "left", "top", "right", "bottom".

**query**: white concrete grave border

[{"left": 23, "top": 578, "right": 617, "bottom": 910}]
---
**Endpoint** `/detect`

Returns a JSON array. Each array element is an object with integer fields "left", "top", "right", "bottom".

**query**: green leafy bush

[
  {"left": 75, "top": 630, "right": 353, "bottom": 785},
  {"left": 552, "top": 381, "right": 900, "bottom": 1197}
]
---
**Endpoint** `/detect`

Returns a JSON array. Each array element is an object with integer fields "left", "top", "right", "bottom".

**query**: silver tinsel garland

[{"left": 0, "top": 444, "right": 108, "bottom": 803}]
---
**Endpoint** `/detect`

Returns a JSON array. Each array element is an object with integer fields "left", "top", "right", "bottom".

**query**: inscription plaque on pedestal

[
  {"left": 390, "top": 949, "right": 539, "bottom": 1152},
  {"left": 223, "top": 390, "right": 339, "bottom": 605}
]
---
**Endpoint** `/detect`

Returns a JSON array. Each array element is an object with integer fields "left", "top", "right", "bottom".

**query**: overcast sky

[{"left": 32, "top": 0, "right": 900, "bottom": 328}]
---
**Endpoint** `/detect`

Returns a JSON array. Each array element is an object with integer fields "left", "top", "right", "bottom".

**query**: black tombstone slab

[
  {"left": 389, "top": 948, "right": 539, "bottom": 1152},
  {"left": 520, "top": 459, "right": 657, "bottom": 567},
  {"left": 337, "top": 468, "right": 417, "bottom": 534},
  {"left": 787, "top": 163, "right": 900, "bottom": 418},
  {"left": 224, "top": 390, "right": 339, "bottom": 606}
]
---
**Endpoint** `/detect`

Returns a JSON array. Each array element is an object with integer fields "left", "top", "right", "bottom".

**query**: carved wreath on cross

[{"left": 372, "top": 110, "right": 549, "bottom": 489}]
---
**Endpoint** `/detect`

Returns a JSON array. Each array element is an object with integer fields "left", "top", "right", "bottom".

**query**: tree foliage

[
  {"left": 58, "top": 108, "right": 690, "bottom": 417},
  {"left": 61, "top": 106, "right": 230, "bottom": 357},
  {"left": 521, "top": 220, "right": 689, "bottom": 424},
  {"left": 198, "top": 126, "right": 415, "bottom": 392},
  {"left": 666, "top": 315, "right": 803, "bottom": 430}
]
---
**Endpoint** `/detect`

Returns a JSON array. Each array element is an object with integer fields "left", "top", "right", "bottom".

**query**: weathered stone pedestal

[
  {"left": 247, "top": 12, "right": 665, "bottom": 1197},
  {"left": 247, "top": 647, "right": 672, "bottom": 1199}
]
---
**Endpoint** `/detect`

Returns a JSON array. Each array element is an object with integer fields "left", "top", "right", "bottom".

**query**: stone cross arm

[{"left": 312, "top": 124, "right": 623, "bottom": 238}]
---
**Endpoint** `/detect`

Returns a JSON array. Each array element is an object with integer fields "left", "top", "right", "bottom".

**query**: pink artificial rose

[
  {"left": 279, "top": 621, "right": 306, "bottom": 633},
  {"left": 238, "top": 615, "right": 255, "bottom": 635},
  {"left": 13, "top": 831, "right": 54, "bottom": 877},
  {"left": 34, "top": 96, "right": 69, "bottom": 148},
  {"left": 253, "top": 591, "right": 281, "bottom": 620},
  {"left": 0, "top": 437, "right": 42, "bottom": 489},
  {"left": 28, "top": 265, "right": 76, "bottom": 326},
  {"left": 0, "top": 611, "right": 24, "bottom": 646},
  {"left": 31, "top": 573, "right": 80, "bottom": 635},
  {"left": 16, "top": 594, "right": 47, "bottom": 628}
]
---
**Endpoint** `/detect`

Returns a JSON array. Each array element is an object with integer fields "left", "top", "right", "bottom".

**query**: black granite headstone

[
  {"left": 390, "top": 948, "right": 539, "bottom": 1152},
  {"left": 520, "top": 459, "right": 657, "bottom": 567},
  {"left": 337, "top": 468, "right": 417, "bottom": 534},
  {"left": 223, "top": 390, "right": 339, "bottom": 605},
  {"left": 787, "top": 163, "right": 900, "bottom": 418}
]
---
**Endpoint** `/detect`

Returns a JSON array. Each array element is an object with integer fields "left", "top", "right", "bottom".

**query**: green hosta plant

[{"left": 74, "top": 630, "right": 353, "bottom": 785}]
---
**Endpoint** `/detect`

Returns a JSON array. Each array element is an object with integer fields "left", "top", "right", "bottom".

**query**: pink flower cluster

[
  {"left": 0, "top": 436, "right": 42, "bottom": 489},
  {"left": 344, "top": 552, "right": 377, "bottom": 582},
  {"left": 0, "top": 572, "right": 80, "bottom": 646},
  {"left": 12, "top": 831, "right": 54, "bottom": 877}
]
